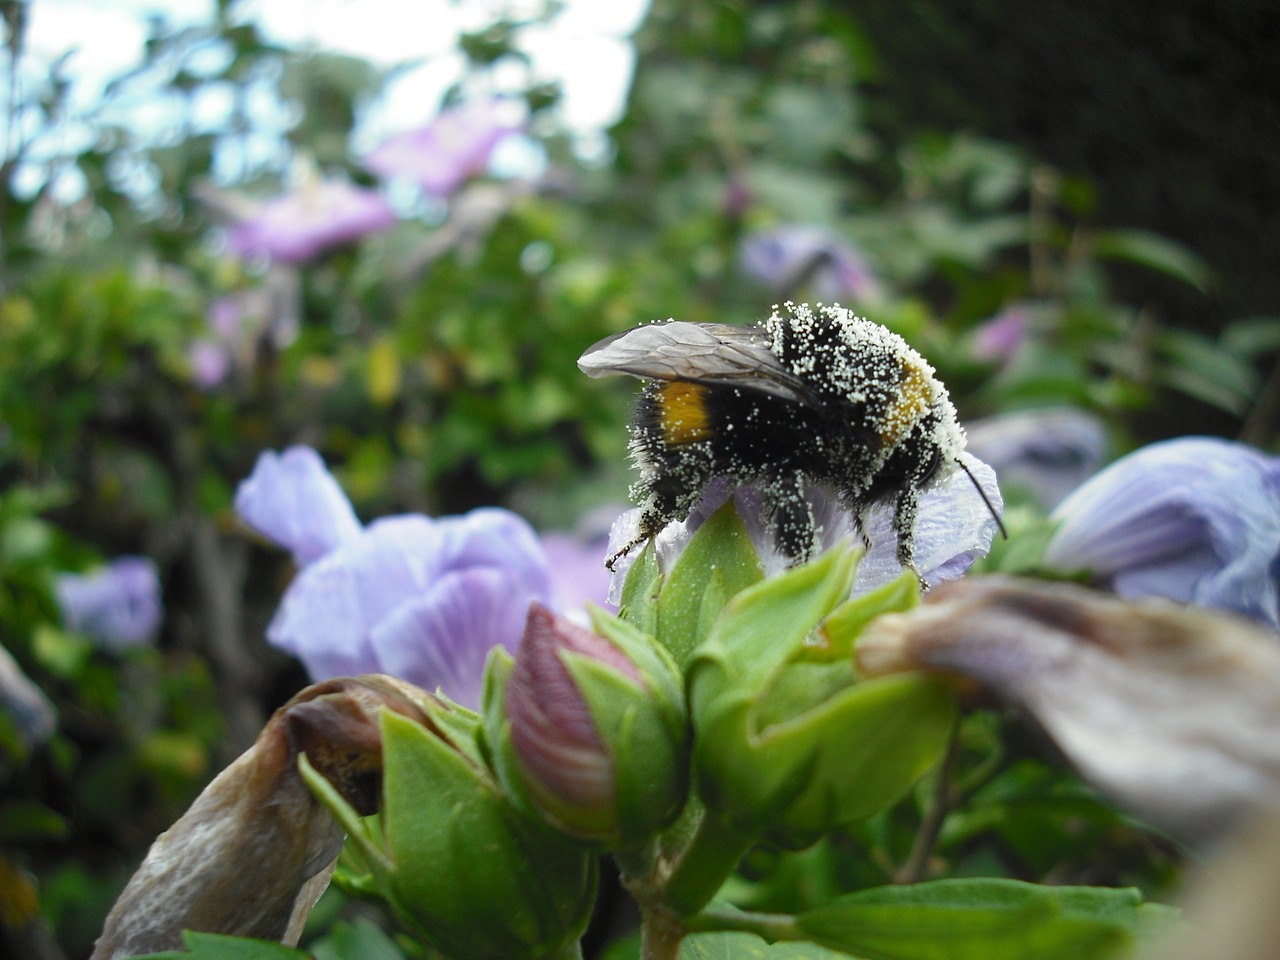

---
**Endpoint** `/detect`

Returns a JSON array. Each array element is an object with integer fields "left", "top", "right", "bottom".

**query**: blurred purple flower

[
  {"left": 1043, "top": 436, "right": 1280, "bottom": 629},
  {"left": 540, "top": 505, "right": 622, "bottom": 618},
  {"left": 56, "top": 556, "right": 162, "bottom": 650},
  {"left": 607, "top": 453, "right": 1003, "bottom": 602},
  {"left": 964, "top": 407, "right": 1108, "bottom": 509},
  {"left": 970, "top": 304, "right": 1030, "bottom": 364},
  {"left": 189, "top": 271, "right": 302, "bottom": 389},
  {"left": 740, "top": 225, "right": 883, "bottom": 304},
  {"left": 226, "top": 179, "right": 396, "bottom": 264},
  {"left": 363, "top": 100, "right": 515, "bottom": 196},
  {"left": 235, "top": 447, "right": 552, "bottom": 709}
]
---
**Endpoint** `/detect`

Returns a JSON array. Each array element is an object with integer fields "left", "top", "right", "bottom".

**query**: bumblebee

[{"left": 578, "top": 302, "right": 1003, "bottom": 579}]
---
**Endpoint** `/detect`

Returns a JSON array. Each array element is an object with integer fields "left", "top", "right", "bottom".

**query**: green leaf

[
  {"left": 130, "top": 930, "right": 309, "bottom": 959},
  {"left": 1092, "top": 229, "right": 1213, "bottom": 292},
  {"left": 796, "top": 878, "right": 1161, "bottom": 960}
]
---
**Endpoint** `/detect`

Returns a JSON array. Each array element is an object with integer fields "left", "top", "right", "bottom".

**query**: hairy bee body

[{"left": 579, "top": 302, "right": 971, "bottom": 574}]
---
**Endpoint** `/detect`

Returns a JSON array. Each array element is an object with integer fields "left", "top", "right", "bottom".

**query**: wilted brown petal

[
  {"left": 855, "top": 575, "right": 1280, "bottom": 844},
  {"left": 91, "top": 675, "right": 432, "bottom": 960}
]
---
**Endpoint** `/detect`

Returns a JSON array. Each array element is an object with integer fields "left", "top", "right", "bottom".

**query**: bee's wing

[{"left": 578, "top": 322, "right": 813, "bottom": 405}]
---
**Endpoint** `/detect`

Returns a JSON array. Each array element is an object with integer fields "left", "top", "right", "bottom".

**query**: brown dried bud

[
  {"left": 855, "top": 575, "right": 1280, "bottom": 844},
  {"left": 91, "top": 675, "right": 431, "bottom": 960}
]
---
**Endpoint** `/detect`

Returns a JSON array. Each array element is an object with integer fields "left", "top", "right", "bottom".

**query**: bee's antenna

[{"left": 956, "top": 458, "right": 1008, "bottom": 540}]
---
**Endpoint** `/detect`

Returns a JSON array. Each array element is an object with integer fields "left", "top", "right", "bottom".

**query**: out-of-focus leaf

[
  {"left": 1156, "top": 329, "right": 1259, "bottom": 414},
  {"left": 1092, "top": 229, "right": 1213, "bottom": 292},
  {"left": 130, "top": 930, "right": 309, "bottom": 959},
  {"left": 1222, "top": 316, "right": 1280, "bottom": 357}
]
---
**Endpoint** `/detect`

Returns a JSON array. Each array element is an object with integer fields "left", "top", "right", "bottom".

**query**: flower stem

[
  {"left": 639, "top": 903, "right": 685, "bottom": 960},
  {"left": 659, "top": 809, "right": 755, "bottom": 917},
  {"left": 894, "top": 718, "right": 960, "bottom": 884},
  {"left": 684, "top": 906, "right": 802, "bottom": 941}
]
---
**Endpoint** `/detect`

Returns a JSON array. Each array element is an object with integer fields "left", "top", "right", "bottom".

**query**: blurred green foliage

[{"left": 0, "top": 0, "right": 1269, "bottom": 956}]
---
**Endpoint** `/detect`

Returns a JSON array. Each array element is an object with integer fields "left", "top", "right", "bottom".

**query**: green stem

[
  {"left": 685, "top": 906, "right": 802, "bottom": 941},
  {"left": 639, "top": 903, "right": 686, "bottom": 960},
  {"left": 660, "top": 809, "right": 755, "bottom": 917},
  {"left": 894, "top": 718, "right": 961, "bottom": 884}
]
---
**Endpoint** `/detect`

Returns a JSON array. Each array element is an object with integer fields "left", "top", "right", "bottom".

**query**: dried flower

[
  {"left": 856, "top": 575, "right": 1280, "bottom": 844},
  {"left": 1043, "top": 436, "right": 1280, "bottom": 628},
  {"left": 91, "top": 676, "right": 432, "bottom": 959},
  {"left": 55, "top": 556, "right": 162, "bottom": 650}
]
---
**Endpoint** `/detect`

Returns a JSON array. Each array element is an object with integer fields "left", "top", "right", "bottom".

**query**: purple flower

[
  {"left": 235, "top": 447, "right": 553, "bottom": 709},
  {"left": 607, "top": 453, "right": 1003, "bottom": 601},
  {"left": 363, "top": 101, "right": 515, "bottom": 197},
  {"left": 540, "top": 505, "right": 622, "bottom": 618},
  {"left": 970, "top": 304, "right": 1030, "bottom": 364},
  {"left": 740, "top": 225, "right": 883, "bottom": 304},
  {"left": 1043, "top": 437, "right": 1280, "bottom": 628},
  {"left": 56, "top": 556, "right": 162, "bottom": 650},
  {"left": 189, "top": 275, "right": 302, "bottom": 390},
  {"left": 226, "top": 179, "right": 396, "bottom": 264},
  {"left": 964, "top": 407, "right": 1108, "bottom": 509}
]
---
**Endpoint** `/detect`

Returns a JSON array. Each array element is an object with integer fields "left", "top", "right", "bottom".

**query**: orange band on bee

[{"left": 658, "top": 381, "right": 713, "bottom": 445}]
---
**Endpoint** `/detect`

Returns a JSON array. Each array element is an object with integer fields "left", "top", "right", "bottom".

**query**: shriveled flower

[
  {"left": 1042, "top": 436, "right": 1280, "bottom": 628},
  {"left": 607, "top": 453, "right": 1003, "bottom": 602},
  {"left": 56, "top": 556, "right": 162, "bottom": 650},
  {"left": 92, "top": 676, "right": 432, "bottom": 959},
  {"left": 226, "top": 179, "right": 396, "bottom": 264},
  {"left": 363, "top": 100, "right": 516, "bottom": 196},
  {"left": 740, "top": 225, "right": 883, "bottom": 304},
  {"left": 235, "top": 447, "right": 552, "bottom": 709},
  {"left": 964, "top": 407, "right": 1108, "bottom": 509},
  {"left": 856, "top": 575, "right": 1280, "bottom": 844}
]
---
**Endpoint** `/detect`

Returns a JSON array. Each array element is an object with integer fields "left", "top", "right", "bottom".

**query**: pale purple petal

[
  {"left": 226, "top": 180, "right": 396, "bottom": 263},
  {"left": 363, "top": 101, "right": 515, "bottom": 196},
  {"left": 235, "top": 447, "right": 363, "bottom": 566},
  {"left": 741, "top": 225, "right": 883, "bottom": 304},
  {"left": 964, "top": 408, "right": 1108, "bottom": 509},
  {"left": 542, "top": 532, "right": 613, "bottom": 615},
  {"left": 265, "top": 515, "right": 442, "bottom": 678},
  {"left": 1044, "top": 436, "right": 1280, "bottom": 628},
  {"left": 852, "top": 453, "right": 1004, "bottom": 592},
  {"left": 431, "top": 508, "right": 552, "bottom": 598},
  {"left": 56, "top": 556, "right": 162, "bottom": 650},
  {"left": 607, "top": 455, "right": 1002, "bottom": 599},
  {"left": 368, "top": 567, "right": 535, "bottom": 710}
]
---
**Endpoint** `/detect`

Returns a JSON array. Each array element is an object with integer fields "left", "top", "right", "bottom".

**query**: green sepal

[
  {"left": 657, "top": 501, "right": 764, "bottom": 666},
  {"left": 689, "top": 546, "right": 955, "bottom": 846},
  {"left": 795, "top": 878, "right": 1175, "bottom": 960},
  {"left": 380, "top": 710, "right": 598, "bottom": 960},
  {"left": 619, "top": 539, "right": 662, "bottom": 635},
  {"left": 818, "top": 571, "right": 919, "bottom": 663}
]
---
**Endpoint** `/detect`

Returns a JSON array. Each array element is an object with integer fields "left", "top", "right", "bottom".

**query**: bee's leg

[
  {"left": 850, "top": 508, "right": 872, "bottom": 552},
  {"left": 891, "top": 486, "right": 927, "bottom": 589},
  {"left": 765, "top": 472, "right": 817, "bottom": 564}
]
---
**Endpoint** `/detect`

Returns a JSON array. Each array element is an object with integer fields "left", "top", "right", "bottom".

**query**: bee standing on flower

[{"left": 578, "top": 302, "right": 1003, "bottom": 582}]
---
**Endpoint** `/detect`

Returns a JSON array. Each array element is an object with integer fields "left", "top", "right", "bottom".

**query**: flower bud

[
  {"left": 690, "top": 546, "right": 956, "bottom": 848},
  {"left": 493, "top": 602, "right": 688, "bottom": 845},
  {"left": 311, "top": 690, "right": 598, "bottom": 960}
]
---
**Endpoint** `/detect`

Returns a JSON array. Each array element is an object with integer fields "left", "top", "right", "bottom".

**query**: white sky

[{"left": 10, "top": 0, "right": 648, "bottom": 193}]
